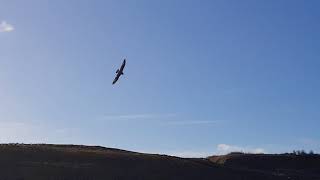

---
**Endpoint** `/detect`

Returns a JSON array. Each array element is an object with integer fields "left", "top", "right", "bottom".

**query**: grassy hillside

[
  {"left": 209, "top": 152, "right": 320, "bottom": 179},
  {"left": 0, "top": 144, "right": 318, "bottom": 180}
]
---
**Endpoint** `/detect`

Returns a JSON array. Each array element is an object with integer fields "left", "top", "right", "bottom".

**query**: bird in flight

[{"left": 112, "top": 59, "right": 126, "bottom": 85}]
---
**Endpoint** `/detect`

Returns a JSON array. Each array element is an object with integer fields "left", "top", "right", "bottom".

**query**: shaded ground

[
  {"left": 209, "top": 152, "right": 320, "bottom": 180},
  {"left": 0, "top": 144, "right": 319, "bottom": 180}
]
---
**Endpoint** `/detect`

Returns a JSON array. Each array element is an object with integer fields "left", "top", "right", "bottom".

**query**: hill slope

[
  {"left": 209, "top": 152, "right": 320, "bottom": 179},
  {"left": 0, "top": 144, "right": 318, "bottom": 180}
]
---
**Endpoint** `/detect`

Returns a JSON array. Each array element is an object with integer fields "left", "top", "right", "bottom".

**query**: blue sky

[{"left": 1, "top": 0, "right": 320, "bottom": 157}]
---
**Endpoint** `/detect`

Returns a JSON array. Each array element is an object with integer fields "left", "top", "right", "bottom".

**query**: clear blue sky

[{"left": 1, "top": 0, "right": 320, "bottom": 157}]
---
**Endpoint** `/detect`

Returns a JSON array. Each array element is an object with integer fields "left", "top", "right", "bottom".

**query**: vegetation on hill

[{"left": 0, "top": 144, "right": 319, "bottom": 180}]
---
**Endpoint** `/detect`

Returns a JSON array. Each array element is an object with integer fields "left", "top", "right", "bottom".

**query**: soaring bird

[{"left": 112, "top": 59, "right": 126, "bottom": 85}]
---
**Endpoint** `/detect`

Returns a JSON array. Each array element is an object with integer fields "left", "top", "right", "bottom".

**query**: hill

[
  {"left": 0, "top": 144, "right": 319, "bottom": 180},
  {"left": 209, "top": 152, "right": 320, "bottom": 179}
]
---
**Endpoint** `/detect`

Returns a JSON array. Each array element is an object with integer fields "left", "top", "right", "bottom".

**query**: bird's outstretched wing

[
  {"left": 120, "top": 59, "right": 126, "bottom": 71},
  {"left": 112, "top": 74, "right": 120, "bottom": 84},
  {"left": 112, "top": 59, "right": 126, "bottom": 85}
]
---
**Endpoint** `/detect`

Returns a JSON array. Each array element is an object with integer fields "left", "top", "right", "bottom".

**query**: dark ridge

[
  {"left": 208, "top": 153, "right": 320, "bottom": 179},
  {"left": 0, "top": 144, "right": 319, "bottom": 180}
]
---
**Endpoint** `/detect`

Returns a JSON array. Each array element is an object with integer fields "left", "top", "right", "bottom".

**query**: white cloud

[
  {"left": 166, "top": 120, "right": 219, "bottom": 125},
  {"left": 216, "top": 144, "right": 266, "bottom": 155},
  {"left": 0, "top": 121, "right": 78, "bottom": 144},
  {"left": 102, "top": 114, "right": 220, "bottom": 127},
  {"left": 0, "top": 21, "right": 14, "bottom": 32},
  {"left": 102, "top": 113, "right": 176, "bottom": 120}
]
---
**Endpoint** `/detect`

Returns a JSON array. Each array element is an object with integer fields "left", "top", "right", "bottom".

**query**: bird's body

[{"left": 112, "top": 59, "right": 126, "bottom": 84}]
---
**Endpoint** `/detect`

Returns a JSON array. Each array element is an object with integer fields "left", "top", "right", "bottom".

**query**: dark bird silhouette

[{"left": 112, "top": 59, "right": 126, "bottom": 85}]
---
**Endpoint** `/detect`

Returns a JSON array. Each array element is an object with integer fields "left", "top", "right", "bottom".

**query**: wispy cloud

[
  {"left": 101, "top": 113, "right": 221, "bottom": 127},
  {"left": 166, "top": 120, "right": 219, "bottom": 126},
  {"left": 216, "top": 144, "right": 266, "bottom": 155},
  {"left": 102, "top": 113, "right": 176, "bottom": 120},
  {"left": 0, "top": 121, "right": 79, "bottom": 143},
  {"left": 0, "top": 21, "right": 14, "bottom": 32}
]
